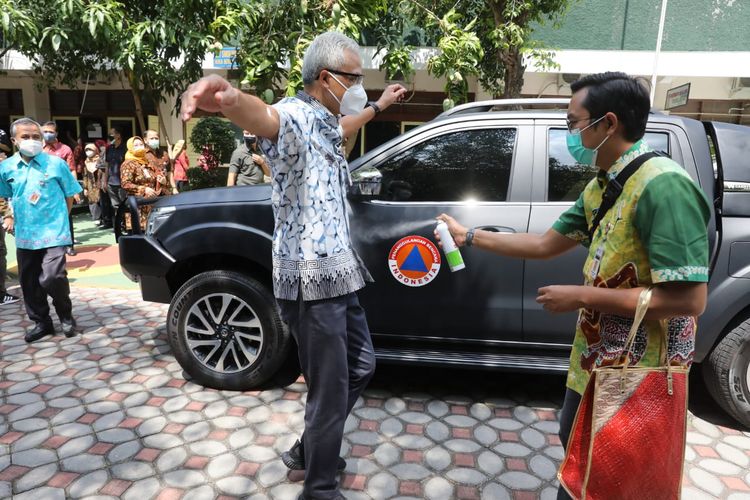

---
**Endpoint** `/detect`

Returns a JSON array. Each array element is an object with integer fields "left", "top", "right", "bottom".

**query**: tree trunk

[
  {"left": 155, "top": 98, "right": 172, "bottom": 144},
  {"left": 502, "top": 47, "right": 526, "bottom": 98},
  {"left": 126, "top": 72, "right": 147, "bottom": 134}
]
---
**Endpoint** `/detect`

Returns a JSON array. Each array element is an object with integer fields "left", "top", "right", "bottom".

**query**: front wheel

[
  {"left": 167, "top": 270, "right": 291, "bottom": 391},
  {"left": 703, "top": 317, "right": 750, "bottom": 428}
]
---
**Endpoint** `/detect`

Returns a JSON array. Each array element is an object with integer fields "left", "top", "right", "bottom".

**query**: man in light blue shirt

[{"left": 0, "top": 117, "right": 82, "bottom": 342}]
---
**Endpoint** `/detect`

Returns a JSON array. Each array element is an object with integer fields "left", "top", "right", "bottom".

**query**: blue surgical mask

[
  {"left": 43, "top": 132, "right": 57, "bottom": 143},
  {"left": 566, "top": 116, "right": 609, "bottom": 166}
]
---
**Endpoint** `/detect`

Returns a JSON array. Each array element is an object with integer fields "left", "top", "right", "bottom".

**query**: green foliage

[
  {"left": 379, "top": 46, "right": 415, "bottom": 82},
  {"left": 405, "top": 0, "right": 573, "bottom": 99},
  {"left": 189, "top": 117, "right": 236, "bottom": 163},
  {"left": 185, "top": 167, "right": 226, "bottom": 191},
  {"left": 233, "top": 0, "right": 394, "bottom": 97},
  {"left": 1, "top": 0, "right": 574, "bottom": 123},
  {"left": 425, "top": 9, "right": 483, "bottom": 106},
  {"left": 2, "top": 0, "right": 248, "bottom": 132}
]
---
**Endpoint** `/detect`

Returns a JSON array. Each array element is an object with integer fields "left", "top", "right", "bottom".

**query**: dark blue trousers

[
  {"left": 278, "top": 292, "right": 376, "bottom": 500},
  {"left": 557, "top": 388, "right": 583, "bottom": 500}
]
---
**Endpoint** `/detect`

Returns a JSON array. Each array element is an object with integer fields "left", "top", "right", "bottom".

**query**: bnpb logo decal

[{"left": 388, "top": 236, "right": 441, "bottom": 287}]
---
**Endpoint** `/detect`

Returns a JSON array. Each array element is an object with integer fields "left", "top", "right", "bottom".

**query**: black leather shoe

[
  {"left": 297, "top": 493, "right": 345, "bottom": 500},
  {"left": 25, "top": 323, "right": 54, "bottom": 343},
  {"left": 282, "top": 439, "right": 346, "bottom": 471},
  {"left": 65, "top": 247, "right": 77, "bottom": 257},
  {"left": 61, "top": 317, "right": 77, "bottom": 338}
]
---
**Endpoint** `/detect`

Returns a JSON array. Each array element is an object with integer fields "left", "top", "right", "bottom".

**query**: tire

[
  {"left": 167, "top": 270, "right": 291, "bottom": 391},
  {"left": 702, "top": 317, "right": 750, "bottom": 428}
]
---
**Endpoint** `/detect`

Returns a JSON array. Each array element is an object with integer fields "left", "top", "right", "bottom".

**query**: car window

[
  {"left": 375, "top": 128, "right": 516, "bottom": 202},
  {"left": 547, "top": 129, "right": 670, "bottom": 202}
]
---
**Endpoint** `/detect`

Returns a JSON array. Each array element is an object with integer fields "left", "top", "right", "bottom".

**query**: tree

[
  {"left": 232, "top": 0, "right": 391, "bottom": 100},
  {"left": 1, "top": 0, "right": 248, "bottom": 140},
  {"left": 190, "top": 117, "right": 236, "bottom": 163},
  {"left": 401, "top": 0, "right": 572, "bottom": 102}
]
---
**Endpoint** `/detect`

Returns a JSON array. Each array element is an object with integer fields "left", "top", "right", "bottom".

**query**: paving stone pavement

[{"left": 1, "top": 287, "right": 750, "bottom": 500}]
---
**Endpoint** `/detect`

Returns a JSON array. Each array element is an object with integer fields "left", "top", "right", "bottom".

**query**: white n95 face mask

[
  {"left": 327, "top": 73, "right": 368, "bottom": 116},
  {"left": 18, "top": 139, "right": 43, "bottom": 158}
]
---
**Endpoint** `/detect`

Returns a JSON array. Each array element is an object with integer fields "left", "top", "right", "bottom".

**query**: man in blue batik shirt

[
  {"left": 181, "top": 32, "right": 406, "bottom": 500},
  {"left": 0, "top": 118, "right": 82, "bottom": 342}
]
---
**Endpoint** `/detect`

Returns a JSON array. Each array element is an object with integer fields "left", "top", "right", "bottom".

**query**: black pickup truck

[{"left": 118, "top": 99, "right": 750, "bottom": 427}]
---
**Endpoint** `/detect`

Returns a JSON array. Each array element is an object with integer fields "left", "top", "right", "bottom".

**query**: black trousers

[
  {"left": 0, "top": 223, "right": 7, "bottom": 295},
  {"left": 277, "top": 292, "right": 376, "bottom": 500},
  {"left": 107, "top": 184, "right": 126, "bottom": 213},
  {"left": 557, "top": 388, "right": 583, "bottom": 500},
  {"left": 68, "top": 214, "right": 75, "bottom": 247},
  {"left": 99, "top": 188, "right": 113, "bottom": 224},
  {"left": 17, "top": 246, "right": 73, "bottom": 326}
]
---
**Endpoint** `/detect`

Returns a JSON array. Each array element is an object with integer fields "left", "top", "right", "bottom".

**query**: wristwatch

[
  {"left": 366, "top": 101, "right": 381, "bottom": 115},
  {"left": 465, "top": 228, "right": 475, "bottom": 247}
]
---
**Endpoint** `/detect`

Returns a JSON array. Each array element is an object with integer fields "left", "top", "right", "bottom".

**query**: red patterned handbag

[{"left": 558, "top": 288, "right": 688, "bottom": 500}]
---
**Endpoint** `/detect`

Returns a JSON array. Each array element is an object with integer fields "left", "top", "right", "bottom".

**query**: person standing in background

[
  {"left": 170, "top": 140, "right": 190, "bottom": 192},
  {"left": 42, "top": 121, "right": 78, "bottom": 256},
  {"left": 105, "top": 127, "right": 127, "bottom": 222},
  {"left": 120, "top": 137, "right": 166, "bottom": 230},
  {"left": 0, "top": 196, "right": 20, "bottom": 305},
  {"left": 94, "top": 139, "right": 113, "bottom": 229},
  {"left": 0, "top": 136, "right": 16, "bottom": 305},
  {"left": 226, "top": 131, "right": 270, "bottom": 186},
  {"left": 72, "top": 138, "right": 86, "bottom": 179},
  {"left": 82, "top": 143, "right": 105, "bottom": 224},
  {"left": 143, "top": 129, "right": 177, "bottom": 195}
]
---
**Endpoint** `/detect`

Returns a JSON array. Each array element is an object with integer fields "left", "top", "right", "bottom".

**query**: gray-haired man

[
  {"left": 0, "top": 118, "right": 82, "bottom": 341},
  {"left": 181, "top": 32, "right": 405, "bottom": 499}
]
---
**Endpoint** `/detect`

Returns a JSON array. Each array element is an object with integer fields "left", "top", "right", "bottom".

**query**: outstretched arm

[
  {"left": 435, "top": 214, "right": 578, "bottom": 260},
  {"left": 181, "top": 75, "right": 281, "bottom": 141}
]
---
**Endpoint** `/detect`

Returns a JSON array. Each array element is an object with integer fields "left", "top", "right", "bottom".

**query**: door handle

[{"left": 477, "top": 225, "right": 516, "bottom": 234}]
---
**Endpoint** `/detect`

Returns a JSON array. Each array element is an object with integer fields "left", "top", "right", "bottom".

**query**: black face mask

[
  {"left": 109, "top": 135, "right": 116, "bottom": 141},
  {"left": 244, "top": 138, "right": 256, "bottom": 148}
]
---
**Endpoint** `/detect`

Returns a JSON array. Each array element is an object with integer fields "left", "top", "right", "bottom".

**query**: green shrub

[
  {"left": 185, "top": 166, "right": 226, "bottom": 190},
  {"left": 189, "top": 117, "right": 236, "bottom": 163}
]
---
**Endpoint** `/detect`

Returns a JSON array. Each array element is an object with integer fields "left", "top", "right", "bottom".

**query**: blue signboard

[{"left": 214, "top": 47, "right": 238, "bottom": 69}]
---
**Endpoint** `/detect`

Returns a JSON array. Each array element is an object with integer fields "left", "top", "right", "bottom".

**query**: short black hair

[
  {"left": 42, "top": 121, "right": 57, "bottom": 129},
  {"left": 570, "top": 72, "right": 650, "bottom": 142}
]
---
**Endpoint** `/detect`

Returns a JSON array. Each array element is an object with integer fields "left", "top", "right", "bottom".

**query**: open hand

[{"left": 180, "top": 75, "right": 239, "bottom": 121}]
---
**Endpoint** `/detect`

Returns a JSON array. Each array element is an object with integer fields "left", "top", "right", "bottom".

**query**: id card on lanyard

[{"left": 587, "top": 202, "right": 623, "bottom": 282}]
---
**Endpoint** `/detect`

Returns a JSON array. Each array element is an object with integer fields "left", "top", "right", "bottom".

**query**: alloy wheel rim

[{"left": 184, "top": 293, "right": 263, "bottom": 374}]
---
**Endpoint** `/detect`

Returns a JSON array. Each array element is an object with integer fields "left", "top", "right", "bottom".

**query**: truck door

[{"left": 350, "top": 120, "right": 533, "bottom": 343}]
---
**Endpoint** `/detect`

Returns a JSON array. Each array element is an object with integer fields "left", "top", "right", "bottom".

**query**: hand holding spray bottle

[{"left": 435, "top": 220, "right": 465, "bottom": 272}]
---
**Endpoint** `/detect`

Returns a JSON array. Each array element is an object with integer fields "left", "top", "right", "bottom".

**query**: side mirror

[{"left": 349, "top": 168, "right": 382, "bottom": 200}]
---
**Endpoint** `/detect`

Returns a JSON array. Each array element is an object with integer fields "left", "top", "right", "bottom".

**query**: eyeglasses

[
  {"left": 323, "top": 68, "right": 364, "bottom": 86},
  {"left": 565, "top": 117, "right": 593, "bottom": 132}
]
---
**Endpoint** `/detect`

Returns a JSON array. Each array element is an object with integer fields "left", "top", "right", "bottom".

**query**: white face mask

[
  {"left": 18, "top": 139, "right": 43, "bottom": 158},
  {"left": 85, "top": 150, "right": 95, "bottom": 158},
  {"left": 327, "top": 73, "right": 368, "bottom": 116}
]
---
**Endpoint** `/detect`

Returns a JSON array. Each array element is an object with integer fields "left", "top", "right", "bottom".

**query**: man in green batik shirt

[{"left": 436, "top": 72, "right": 709, "bottom": 500}]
